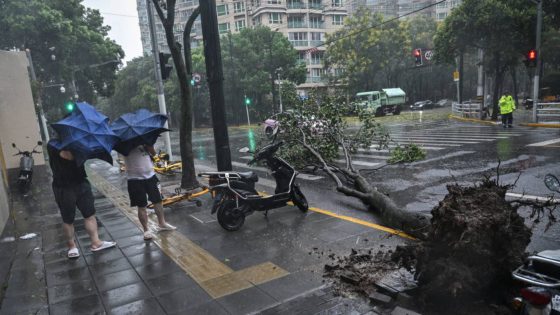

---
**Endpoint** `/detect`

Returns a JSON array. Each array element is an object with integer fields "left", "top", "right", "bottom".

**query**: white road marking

[
  {"left": 385, "top": 141, "right": 462, "bottom": 147},
  {"left": 390, "top": 135, "right": 501, "bottom": 140},
  {"left": 506, "top": 192, "right": 559, "bottom": 203},
  {"left": 527, "top": 138, "right": 560, "bottom": 147},
  {"left": 350, "top": 154, "right": 390, "bottom": 160},
  {"left": 335, "top": 160, "right": 380, "bottom": 167},
  {"left": 391, "top": 138, "right": 479, "bottom": 144}
]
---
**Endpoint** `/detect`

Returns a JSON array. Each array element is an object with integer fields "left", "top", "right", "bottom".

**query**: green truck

[{"left": 355, "top": 88, "right": 406, "bottom": 116}]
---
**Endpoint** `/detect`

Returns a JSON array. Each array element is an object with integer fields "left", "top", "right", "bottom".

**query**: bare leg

[
  {"left": 62, "top": 223, "right": 76, "bottom": 249},
  {"left": 138, "top": 207, "right": 149, "bottom": 232},
  {"left": 84, "top": 216, "right": 102, "bottom": 248},
  {"left": 153, "top": 202, "right": 166, "bottom": 227}
]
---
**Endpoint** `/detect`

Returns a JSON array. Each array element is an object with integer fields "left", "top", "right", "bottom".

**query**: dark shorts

[
  {"left": 52, "top": 181, "right": 95, "bottom": 224},
  {"left": 127, "top": 175, "right": 162, "bottom": 208}
]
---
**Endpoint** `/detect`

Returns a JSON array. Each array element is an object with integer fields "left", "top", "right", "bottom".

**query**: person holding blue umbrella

[
  {"left": 111, "top": 109, "right": 175, "bottom": 241},
  {"left": 48, "top": 103, "right": 119, "bottom": 259}
]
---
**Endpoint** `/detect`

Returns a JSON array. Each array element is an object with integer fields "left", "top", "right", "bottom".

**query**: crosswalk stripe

[
  {"left": 335, "top": 160, "right": 381, "bottom": 167},
  {"left": 350, "top": 154, "right": 390, "bottom": 160},
  {"left": 383, "top": 141, "right": 462, "bottom": 147},
  {"left": 390, "top": 134, "right": 508, "bottom": 139},
  {"left": 527, "top": 138, "right": 560, "bottom": 147},
  {"left": 390, "top": 138, "right": 480, "bottom": 144},
  {"left": 231, "top": 161, "right": 323, "bottom": 181}
]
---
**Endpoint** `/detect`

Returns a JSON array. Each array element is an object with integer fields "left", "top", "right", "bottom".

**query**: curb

[
  {"left": 449, "top": 115, "right": 499, "bottom": 126},
  {"left": 520, "top": 123, "right": 560, "bottom": 128}
]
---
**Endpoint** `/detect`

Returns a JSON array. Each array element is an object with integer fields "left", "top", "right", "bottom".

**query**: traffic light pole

[
  {"left": 200, "top": 0, "right": 232, "bottom": 171},
  {"left": 146, "top": 0, "right": 173, "bottom": 160},
  {"left": 244, "top": 95, "right": 251, "bottom": 126},
  {"left": 532, "top": 0, "right": 542, "bottom": 123}
]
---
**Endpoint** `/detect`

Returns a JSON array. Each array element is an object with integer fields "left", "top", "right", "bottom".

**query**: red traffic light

[
  {"left": 414, "top": 49, "right": 421, "bottom": 57},
  {"left": 528, "top": 49, "right": 537, "bottom": 60}
]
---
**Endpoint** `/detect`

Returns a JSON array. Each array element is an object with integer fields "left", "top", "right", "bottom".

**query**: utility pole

[
  {"left": 25, "top": 49, "right": 50, "bottom": 145},
  {"left": 532, "top": 0, "right": 543, "bottom": 123},
  {"left": 276, "top": 68, "right": 283, "bottom": 113},
  {"left": 200, "top": 0, "right": 232, "bottom": 171},
  {"left": 146, "top": 0, "right": 173, "bottom": 160},
  {"left": 477, "top": 48, "right": 485, "bottom": 119}
]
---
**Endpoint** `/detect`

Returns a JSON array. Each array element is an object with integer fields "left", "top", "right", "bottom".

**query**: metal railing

[
  {"left": 536, "top": 102, "right": 560, "bottom": 124},
  {"left": 452, "top": 102, "right": 483, "bottom": 118}
]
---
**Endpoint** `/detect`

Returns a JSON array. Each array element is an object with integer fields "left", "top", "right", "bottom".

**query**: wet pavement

[{"left": 1, "top": 113, "right": 559, "bottom": 314}]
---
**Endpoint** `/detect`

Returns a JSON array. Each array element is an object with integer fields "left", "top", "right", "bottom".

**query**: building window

[
  {"left": 253, "top": 16, "right": 261, "bottom": 25},
  {"left": 309, "top": 0, "right": 322, "bottom": 9},
  {"left": 289, "top": 32, "right": 307, "bottom": 46},
  {"left": 234, "top": 2, "right": 245, "bottom": 13},
  {"left": 268, "top": 0, "right": 281, "bottom": 4},
  {"left": 235, "top": 19, "right": 246, "bottom": 31},
  {"left": 218, "top": 22, "right": 230, "bottom": 34},
  {"left": 332, "top": 15, "right": 344, "bottom": 25},
  {"left": 309, "top": 16, "right": 323, "bottom": 28},
  {"left": 332, "top": 0, "right": 342, "bottom": 7},
  {"left": 269, "top": 12, "right": 282, "bottom": 24},
  {"left": 288, "top": 16, "right": 305, "bottom": 28},
  {"left": 437, "top": 12, "right": 447, "bottom": 20},
  {"left": 310, "top": 52, "right": 323, "bottom": 64},
  {"left": 217, "top": 4, "right": 229, "bottom": 16}
]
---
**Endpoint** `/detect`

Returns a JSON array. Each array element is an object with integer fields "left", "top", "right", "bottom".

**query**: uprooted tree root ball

[
  {"left": 324, "top": 179, "right": 532, "bottom": 314},
  {"left": 401, "top": 179, "right": 531, "bottom": 312}
]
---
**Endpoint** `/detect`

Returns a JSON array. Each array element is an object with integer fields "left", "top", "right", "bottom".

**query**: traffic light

[
  {"left": 159, "top": 52, "right": 173, "bottom": 80},
  {"left": 414, "top": 49, "right": 423, "bottom": 66},
  {"left": 190, "top": 79, "right": 195, "bottom": 86},
  {"left": 64, "top": 101, "right": 75, "bottom": 113},
  {"left": 244, "top": 96, "right": 251, "bottom": 105},
  {"left": 525, "top": 49, "right": 537, "bottom": 67}
]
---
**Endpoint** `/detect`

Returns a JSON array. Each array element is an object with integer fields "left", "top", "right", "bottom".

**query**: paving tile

[
  {"left": 121, "top": 242, "right": 159, "bottom": 257},
  {"left": 84, "top": 248, "right": 125, "bottom": 266},
  {"left": 134, "top": 260, "right": 182, "bottom": 281},
  {"left": 45, "top": 255, "right": 88, "bottom": 274},
  {"left": 46, "top": 265, "right": 92, "bottom": 286},
  {"left": 108, "top": 226, "right": 141, "bottom": 240},
  {"left": 90, "top": 257, "right": 132, "bottom": 277},
  {"left": 257, "top": 270, "right": 325, "bottom": 303},
  {"left": 127, "top": 249, "right": 170, "bottom": 268},
  {"left": 168, "top": 300, "right": 229, "bottom": 315},
  {"left": 109, "top": 297, "right": 165, "bottom": 315},
  {"left": 48, "top": 294, "right": 104, "bottom": 315},
  {"left": 216, "top": 286, "right": 278, "bottom": 315},
  {"left": 100, "top": 282, "right": 153, "bottom": 309},
  {"left": 47, "top": 279, "right": 97, "bottom": 305},
  {"left": 157, "top": 285, "right": 213, "bottom": 314},
  {"left": 0, "top": 294, "right": 48, "bottom": 315},
  {"left": 93, "top": 268, "right": 142, "bottom": 292},
  {"left": 110, "top": 234, "right": 144, "bottom": 248},
  {"left": 145, "top": 270, "right": 197, "bottom": 296}
]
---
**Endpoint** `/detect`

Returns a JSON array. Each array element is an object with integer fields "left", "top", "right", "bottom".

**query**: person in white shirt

[{"left": 124, "top": 145, "right": 176, "bottom": 240}]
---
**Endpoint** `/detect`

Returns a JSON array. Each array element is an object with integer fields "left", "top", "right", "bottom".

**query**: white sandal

[{"left": 67, "top": 247, "right": 80, "bottom": 259}]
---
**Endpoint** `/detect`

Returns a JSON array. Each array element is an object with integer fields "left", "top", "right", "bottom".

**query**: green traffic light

[
  {"left": 64, "top": 101, "right": 75, "bottom": 113},
  {"left": 190, "top": 79, "right": 195, "bottom": 86},
  {"left": 245, "top": 97, "right": 251, "bottom": 105}
]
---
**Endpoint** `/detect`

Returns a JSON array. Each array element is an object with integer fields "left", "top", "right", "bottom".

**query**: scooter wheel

[
  {"left": 217, "top": 202, "right": 245, "bottom": 231},
  {"left": 291, "top": 185, "right": 308, "bottom": 212}
]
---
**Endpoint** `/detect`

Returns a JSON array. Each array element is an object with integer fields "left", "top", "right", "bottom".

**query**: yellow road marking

[{"left": 86, "top": 167, "right": 288, "bottom": 299}]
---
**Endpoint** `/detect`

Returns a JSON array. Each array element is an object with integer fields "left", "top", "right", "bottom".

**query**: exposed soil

[{"left": 324, "top": 179, "right": 532, "bottom": 315}]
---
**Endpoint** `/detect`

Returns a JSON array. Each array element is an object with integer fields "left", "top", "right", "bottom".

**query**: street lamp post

[
  {"left": 532, "top": 0, "right": 543, "bottom": 123},
  {"left": 276, "top": 67, "right": 283, "bottom": 113}
]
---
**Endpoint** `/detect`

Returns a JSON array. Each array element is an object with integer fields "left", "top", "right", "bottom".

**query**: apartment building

[
  {"left": 397, "top": 0, "right": 435, "bottom": 19},
  {"left": 435, "top": 0, "right": 462, "bottom": 21},
  {"left": 137, "top": 0, "right": 350, "bottom": 88}
]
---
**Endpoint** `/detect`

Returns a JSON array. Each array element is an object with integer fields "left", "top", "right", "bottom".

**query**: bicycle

[
  {"left": 152, "top": 151, "right": 182, "bottom": 175},
  {"left": 148, "top": 186, "right": 210, "bottom": 208}
]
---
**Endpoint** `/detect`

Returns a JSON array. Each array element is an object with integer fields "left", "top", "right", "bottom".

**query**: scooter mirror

[
  {"left": 37, "top": 141, "right": 43, "bottom": 146},
  {"left": 544, "top": 174, "right": 560, "bottom": 193},
  {"left": 12, "top": 143, "right": 16, "bottom": 148},
  {"left": 239, "top": 147, "right": 250, "bottom": 153}
]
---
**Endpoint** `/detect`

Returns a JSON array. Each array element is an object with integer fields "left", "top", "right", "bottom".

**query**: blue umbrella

[
  {"left": 111, "top": 109, "right": 169, "bottom": 155},
  {"left": 51, "top": 102, "right": 119, "bottom": 165}
]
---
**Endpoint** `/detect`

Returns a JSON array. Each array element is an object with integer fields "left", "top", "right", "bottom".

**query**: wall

[
  {"left": 0, "top": 50, "right": 45, "bottom": 234},
  {"left": 0, "top": 51, "right": 45, "bottom": 170}
]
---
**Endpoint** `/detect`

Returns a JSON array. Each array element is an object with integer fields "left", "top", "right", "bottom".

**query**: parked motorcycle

[
  {"left": 511, "top": 174, "right": 560, "bottom": 315},
  {"left": 12, "top": 141, "right": 42, "bottom": 192},
  {"left": 199, "top": 140, "right": 308, "bottom": 231}
]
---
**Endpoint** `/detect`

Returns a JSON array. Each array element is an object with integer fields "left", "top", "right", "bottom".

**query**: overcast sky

[{"left": 83, "top": 0, "right": 143, "bottom": 64}]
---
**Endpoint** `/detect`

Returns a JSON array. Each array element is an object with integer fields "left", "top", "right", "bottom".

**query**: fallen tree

[{"left": 273, "top": 90, "right": 559, "bottom": 312}]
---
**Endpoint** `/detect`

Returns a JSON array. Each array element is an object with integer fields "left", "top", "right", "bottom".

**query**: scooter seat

[
  {"left": 537, "top": 250, "right": 560, "bottom": 262},
  {"left": 237, "top": 172, "right": 258, "bottom": 182}
]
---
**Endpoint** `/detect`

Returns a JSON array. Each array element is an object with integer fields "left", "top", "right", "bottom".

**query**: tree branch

[{"left": 183, "top": 6, "right": 200, "bottom": 76}]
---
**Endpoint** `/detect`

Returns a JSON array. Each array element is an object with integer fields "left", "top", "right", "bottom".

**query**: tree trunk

[
  {"left": 153, "top": 0, "right": 199, "bottom": 190},
  {"left": 491, "top": 52, "right": 502, "bottom": 120}
]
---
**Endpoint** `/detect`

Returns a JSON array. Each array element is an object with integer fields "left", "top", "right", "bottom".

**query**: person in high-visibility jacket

[{"left": 499, "top": 91, "right": 516, "bottom": 128}]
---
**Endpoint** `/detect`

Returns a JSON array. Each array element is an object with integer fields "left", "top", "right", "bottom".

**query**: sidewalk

[{"left": 0, "top": 163, "right": 396, "bottom": 314}]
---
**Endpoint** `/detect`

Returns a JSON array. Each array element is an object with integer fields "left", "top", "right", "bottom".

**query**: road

[{"left": 163, "top": 114, "right": 560, "bottom": 252}]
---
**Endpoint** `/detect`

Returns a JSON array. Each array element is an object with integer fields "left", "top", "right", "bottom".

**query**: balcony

[
  {"left": 288, "top": 21, "right": 308, "bottom": 28},
  {"left": 306, "top": 77, "right": 324, "bottom": 83},
  {"left": 290, "top": 40, "right": 309, "bottom": 47},
  {"left": 310, "top": 59, "right": 322, "bottom": 65},
  {"left": 309, "top": 40, "right": 324, "bottom": 46},
  {"left": 287, "top": 2, "right": 306, "bottom": 9},
  {"left": 309, "top": 22, "right": 324, "bottom": 29},
  {"left": 309, "top": 3, "right": 323, "bottom": 10}
]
